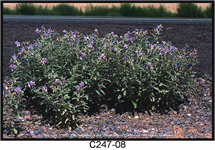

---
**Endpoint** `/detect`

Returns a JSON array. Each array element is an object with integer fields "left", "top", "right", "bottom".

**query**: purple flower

[
  {"left": 161, "top": 48, "right": 166, "bottom": 54},
  {"left": 20, "top": 48, "right": 26, "bottom": 54},
  {"left": 162, "top": 41, "right": 166, "bottom": 45},
  {"left": 75, "top": 85, "right": 80, "bottom": 91},
  {"left": 114, "top": 37, "right": 118, "bottom": 44},
  {"left": 188, "top": 64, "right": 192, "bottom": 69},
  {"left": 11, "top": 54, "right": 17, "bottom": 61},
  {"left": 49, "top": 85, "right": 54, "bottom": 90},
  {"left": 185, "top": 44, "right": 189, "bottom": 48},
  {"left": 147, "top": 62, "right": 152, "bottom": 68},
  {"left": 48, "top": 27, "right": 53, "bottom": 34},
  {"left": 15, "top": 41, "right": 20, "bottom": 47},
  {"left": 144, "top": 30, "right": 148, "bottom": 36},
  {"left": 22, "top": 41, "right": 26, "bottom": 46},
  {"left": 151, "top": 44, "right": 156, "bottom": 50},
  {"left": 124, "top": 56, "right": 128, "bottom": 62},
  {"left": 55, "top": 79, "right": 61, "bottom": 84},
  {"left": 83, "top": 35, "right": 89, "bottom": 41},
  {"left": 128, "top": 35, "right": 133, "bottom": 43},
  {"left": 34, "top": 41, "right": 40, "bottom": 47},
  {"left": 39, "top": 58, "right": 48, "bottom": 64},
  {"left": 9, "top": 64, "right": 18, "bottom": 71},
  {"left": 28, "top": 44, "right": 34, "bottom": 50},
  {"left": 194, "top": 48, "right": 197, "bottom": 54},
  {"left": 27, "top": 81, "right": 35, "bottom": 87},
  {"left": 174, "top": 63, "right": 179, "bottom": 69},
  {"left": 41, "top": 25, "right": 45, "bottom": 31},
  {"left": 41, "top": 84, "right": 47, "bottom": 91},
  {"left": 134, "top": 51, "right": 138, "bottom": 57},
  {"left": 94, "top": 29, "right": 98, "bottom": 34},
  {"left": 124, "top": 44, "right": 128, "bottom": 49},
  {"left": 88, "top": 41, "right": 93, "bottom": 48},
  {"left": 35, "top": 28, "right": 40, "bottom": 33},
  {"left": 79, "top": 81, "right": 84, "bottom": 88},
  {"left": 170, "top": 45, "right": 178, "bottom": 52},
  {"left": 98, "top": 53, "right": 105, "bottom": 60},
  {"left": 157, "top": 24, "right": 163, "bottom": 29},
  {"left": 13, "top": 85, "right": 22, "bottom": 95},
  {"left": 80, "top": 52, "right": 86, "bottom": 60},
  {"left": 166, "top": 48, "right": 170, "bottom": 54},
  {"left": 63, "top": 79, "right": 66, "bottom": 84}
]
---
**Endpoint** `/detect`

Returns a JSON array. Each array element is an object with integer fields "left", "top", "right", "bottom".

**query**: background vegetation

[{"left": 3, "top": 3, "right": 212, "bottom": 18}]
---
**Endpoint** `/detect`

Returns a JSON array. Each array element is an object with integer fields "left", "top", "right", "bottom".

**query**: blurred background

[{"left": 3, "top": 3, "right": 212, "bottom": 18}]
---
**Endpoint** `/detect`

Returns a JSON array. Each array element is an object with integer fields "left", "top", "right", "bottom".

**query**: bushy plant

[
  {"left": 176, "top": 3, "right": 204, "bottom": 18},
  {"left": 15, "top": 3, "right": 36, "bottom": 15},
  {"left": 204, "top": 3, "right": 212, "bottom": 18},
  {"left": 51, "top": 3, "right": 83, "bottom": 16},
  {"left": 119, "top": 3, "right": 134, "bottom": 17},
  {"left": 84, "top": 4, "right": 120, "bottom": 16},
  {"left": 35, "top": 5, "right": 60, "bottom": 16},
  {"left": 3, "top": 24, "right": 199, "bottom": 135}
]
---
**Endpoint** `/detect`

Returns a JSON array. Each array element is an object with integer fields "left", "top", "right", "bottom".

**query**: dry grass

[{"left": 3, "top": 3, "right": 211, "bottom": 13}]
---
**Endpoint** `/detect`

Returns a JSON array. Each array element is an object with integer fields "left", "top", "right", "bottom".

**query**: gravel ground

[{"left": 2, "top": 19, "right": 213, "bottom": 139}]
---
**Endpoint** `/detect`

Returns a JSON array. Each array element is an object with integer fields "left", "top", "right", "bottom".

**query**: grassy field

[{"left": 3, "top": 3, "right": 212, "bottom": 18}]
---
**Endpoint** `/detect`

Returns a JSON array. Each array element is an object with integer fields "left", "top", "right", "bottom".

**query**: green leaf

[
  {"left": 159, "top": 82, "right": 169, "bottom": 88},
  {"left": 117, "top": 94, "right": 122, "bottom": 99},
  {"left": 131, "top": 100, "right": 137, "bottom": 109},
  {"left": 56, "top": 121, "right": 62, "bottom": 126},
  {"left": 95, "top": 90, "right": 100, "bottom": 95},
  {"left": 99, "top": 89, "right": 105, "bottom": 95},
  {"left": 123, "top": 90, "right": 126, "bottom": 96},
  {"left": 179, "top": 94, "right": 184, "bottom": 99},
  {"left": 153, "top": 87, "right": 161, "bottom": 92},
  {"left": 12, "top": 128, "right": 17, "bottom": 134}
]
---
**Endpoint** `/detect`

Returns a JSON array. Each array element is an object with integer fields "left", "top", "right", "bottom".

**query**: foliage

[
  {"left": 3, "top": 24, "right": 199, "bottom": 135},
  {"left": 204, "top": 3, "right": 212, "bottom": 18},
  {"left": 35, "top": 5, "right": 60, "bottom": 16},
  {"left": 3, "top": 3, "right": 211, "bottom": 18},
  {"left": 51, "top": 3, "right": 83, "bottom": 16},
  {"left": 176, "top": 3, "right": 205, "bottom": 18},
  {"left": 15, "top": 3, "right": 37, "bottom": 15}
]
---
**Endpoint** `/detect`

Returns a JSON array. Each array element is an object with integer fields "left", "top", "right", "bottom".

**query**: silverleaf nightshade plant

[{"left": 3, "top": 24, "right": 199, "bottom": 135}]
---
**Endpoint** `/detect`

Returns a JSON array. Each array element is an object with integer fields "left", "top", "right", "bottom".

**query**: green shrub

[
  {"left": 84, "top": 4, "right": 120, "bottom": 16},
  {"left": 119, "top": 3, "right": 134, "bottom": 17},
  {"left": 15, "top": 3, "right": 36, "bottom": 15},
  {"left": 3, "top": 24, "right": 199, "bottom": 135},
  {"left": 3, "top": 7, "right": 12, "bottom": 15},
  {"left": 51, "top": 3, "right": 83, "bottom": 16},
  {"left": 35, "top": 5, "right": 60, "bottom": 16},
  {"left": 176, "top": 3, "right": 204, "bottom": 18},
  {"left": 204, "top": 3, "right": 212, "bottom": 18}
]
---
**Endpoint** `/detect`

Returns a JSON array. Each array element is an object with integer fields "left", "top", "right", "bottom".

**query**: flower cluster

[
  {"left": 27, "top": 81, "right": 35, "bottom": 87},
  {"left": 35, "top": 25, "right": 54, "bottom": 39},
  {"left": 98, "top": 53, "right": 105, "bottom": 60},
  {"left": 13, "top": 85, "right": 22, "bottom": 95},
  {"left": 94, "top": 28, "right": 99, "bottom": 38},
  {"left": 75, "top": 81, "right": 84, "bottom": 91},
  {"left": 39, "top": 58, "right": 48, "bottom": 64}
]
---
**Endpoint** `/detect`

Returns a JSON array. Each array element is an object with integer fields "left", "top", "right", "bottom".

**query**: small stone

[
  {"left": 149, "top": 122, "right": 154, "bottom": 125},
  {"left": 30, "top": 131, "right": 35, "bottom": 137},
  {"left": 34, "top": 129, "right": 42, "bottom": 135},
  {"left": 17, "top": 133, "right": 25, "bottom": 137},
  {"left": 24, "top": 115, "right": 31, "bottom": 120}
]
